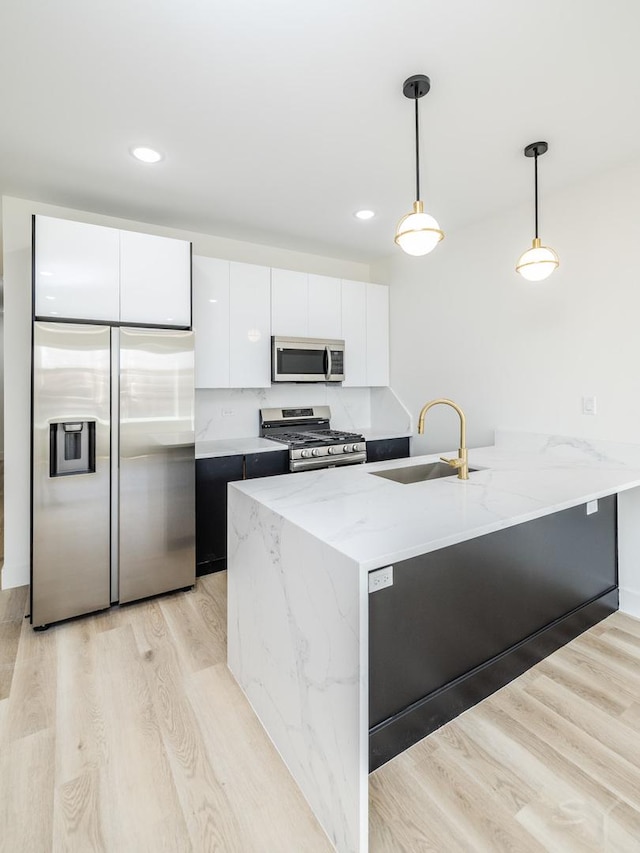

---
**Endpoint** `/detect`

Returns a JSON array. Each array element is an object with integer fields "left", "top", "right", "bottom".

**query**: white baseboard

[{"left": 619, "top": 587, "right": 640, "bottom": 620}]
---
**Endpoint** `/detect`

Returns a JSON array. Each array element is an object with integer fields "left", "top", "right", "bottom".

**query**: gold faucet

[{"left": 417, "top": 398, "right": 469, "bottom": 480}]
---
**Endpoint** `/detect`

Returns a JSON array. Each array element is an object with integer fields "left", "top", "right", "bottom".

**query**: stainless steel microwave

[{"left": 271, "top": 336, "right": 345, "bottom": 383}]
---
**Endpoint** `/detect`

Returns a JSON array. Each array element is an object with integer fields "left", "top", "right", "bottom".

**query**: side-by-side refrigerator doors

[
  {"left": 118, "top": 327, "right": 195, "bottom": 603},
  {"left": 32, "top": 322, "right": 111, "bottom": 627}
]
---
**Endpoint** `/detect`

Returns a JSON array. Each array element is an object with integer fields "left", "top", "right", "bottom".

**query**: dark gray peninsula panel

[{"left": 369, "top": 495, "right": 618, "bottom": 769}]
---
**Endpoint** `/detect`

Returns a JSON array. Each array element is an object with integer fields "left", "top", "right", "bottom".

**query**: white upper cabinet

[
  {"left": 341, "top": 280, "right": 389, "bottom": 386},
  {"left": 192, "top": 256, "right": 230, "bottom": 388},
  {"left": 229, "top": 262, "right": 271, "bottom": 388},
  {"left": 120, "top": 231, "right": 191, "bottom": 327},
  {"left": 34, "top": 215, "right": 120, "bottom": 322},
  {"left": 34, "top": 215, "right": 191, "bottom": 326},
  {"left": 193, "top": 257, "right": 271, "bottom": 388},
  {"left": 271, "top": 269, "right": 342, "bottom": 340},
  {"left": 341, "top": 280, "right": 368, "bottom": 386},
  {"left": 308, "top": 275, "right": 342, "bottom": 339},
  {"left": 271, "top": 269, "right": 308, "bottom": 336},
  {"left": 366, "top": 283, "right": 390, "bottom": 386}
]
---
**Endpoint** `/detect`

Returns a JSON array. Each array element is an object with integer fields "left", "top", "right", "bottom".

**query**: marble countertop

[
  {"left": 229, "top": 430, "right": 640, "bottom": 571},
  {"left": 196, "top": 429, "right": 411, "bottom": 459},
  {"left": 195, "top": 436, "right": 286, "bottom": 459}
]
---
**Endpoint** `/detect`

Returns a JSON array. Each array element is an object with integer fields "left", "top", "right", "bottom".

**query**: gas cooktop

[{"left": 259, "top": 407, "right": 367, "bottom": 472}]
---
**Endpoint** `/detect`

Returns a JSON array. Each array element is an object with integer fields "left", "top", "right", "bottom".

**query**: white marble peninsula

[{"left": 227, "top": 430, "right": 640, "bottom": 853}]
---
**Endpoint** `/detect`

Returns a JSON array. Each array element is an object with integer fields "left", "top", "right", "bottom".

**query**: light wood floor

[{"left": 2, "top": 577, "right": 640, "bottom": 852}]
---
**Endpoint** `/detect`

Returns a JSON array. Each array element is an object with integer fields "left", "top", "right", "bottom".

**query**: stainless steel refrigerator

[{"left": 31, "top": 322, "right": 195, "bottom": 628}]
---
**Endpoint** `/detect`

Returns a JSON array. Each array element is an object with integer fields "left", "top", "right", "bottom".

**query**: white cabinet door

[
  {"left": 229, "top": 262, "right": 271, "bottom": 388},
  {"left": 34, "top": 215, "right": 120, "bottom": 322},
  {"left": 192, "top": 256, "right": 230, "bottom": 388},
  {"left": 366, "top": 283, "right": 390, "bottom": 386},
  {"left": 271, "top": 268, "right": 308, "bottom": 336},
  {"left": 308, "top": 275, "right": 342, "bottom": 339},
  {"left": 341, "top": 280, "right": 367, "bottom": 386},
  {"left": 120, "top": 231, "right": 191, "bottom": 327}
]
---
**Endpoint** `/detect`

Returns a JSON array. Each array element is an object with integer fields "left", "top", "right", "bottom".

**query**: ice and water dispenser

[{"left": 49, "top": 421, "right": 96, "bottom": 476}]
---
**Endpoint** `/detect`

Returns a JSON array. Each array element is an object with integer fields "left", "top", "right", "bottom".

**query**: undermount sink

[{"left": 370, "top": 461, "right": 478, "bottom": 484}]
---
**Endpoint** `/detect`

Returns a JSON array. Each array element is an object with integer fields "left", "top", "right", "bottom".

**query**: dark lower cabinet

[
  {"left": 196, "top": 455, "right": 244, "bottom": 575},
  {"left": 369, "top": 495, "right": 619, "bottom": 770},
  {"left": 245, "top": 450, "right": 289, "bottom": 479},
  {"left": 366, "top": 437, "right": 410, "bottom": 463},
  {"left": 196, "top": 450, "right": 289, "bottom": 575}
]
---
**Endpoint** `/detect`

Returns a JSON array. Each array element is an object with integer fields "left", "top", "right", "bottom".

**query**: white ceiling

[{"left": 1, "top": 0, "right": 640, "bottom": 263}]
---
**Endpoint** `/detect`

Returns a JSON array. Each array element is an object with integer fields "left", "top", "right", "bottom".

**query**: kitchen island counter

[
  {"left": 227, "top": 429, "right": 640, "bottom": 853},
  {"left": 229, "top": 429, "right": 640, "bottom": 572}
]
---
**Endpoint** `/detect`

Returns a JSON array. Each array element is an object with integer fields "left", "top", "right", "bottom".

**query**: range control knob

[
  {"left": 328, "top": 446, "right": 341, "bottom": 455},
  {"left": 343, "top": 444, "right": 353, "bottom": 453},
  {"left": 301, "top": 450, "right": 313, "bottom": 458},
  {"left": 311, "top": 448, "right": 320, "bottom": 457}
]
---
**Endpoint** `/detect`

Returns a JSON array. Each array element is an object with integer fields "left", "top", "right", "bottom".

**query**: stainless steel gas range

[{"left": 260, "top": 406, "right": 367, "bottom": 472}]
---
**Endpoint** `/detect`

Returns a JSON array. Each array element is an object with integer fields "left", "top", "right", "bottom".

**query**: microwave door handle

[{"left": 325, "top": 346, "right": 332, "bottom": 379}]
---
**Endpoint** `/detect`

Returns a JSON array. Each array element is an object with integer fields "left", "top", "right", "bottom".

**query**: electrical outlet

[
  {"left": 369, "top": 565, "right": 393, "bottom": 593},
  {"left": 221, "top": 408, "right": 235, "bottom": 417},
  {"left": 586, "top": 500, "right": 598, "bottom": 515},
  {"left": 582, "top": 395, "right": 597, "bottom": 415}
]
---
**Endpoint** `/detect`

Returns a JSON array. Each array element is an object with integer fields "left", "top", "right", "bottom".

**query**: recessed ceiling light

[
  {"left": 131, "top": 146, "right": 163, "bottom": 164},
  {"left": 354, "top": 209, "right": 375, "bottom": 220}
]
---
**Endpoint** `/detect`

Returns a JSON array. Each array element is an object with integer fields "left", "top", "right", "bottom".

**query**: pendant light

[
  {"left": 516, "top": 141, "right": 559, "bottom": 281},
  {"left": 394, "top": 74, "right": 444, "bottom": 256}
]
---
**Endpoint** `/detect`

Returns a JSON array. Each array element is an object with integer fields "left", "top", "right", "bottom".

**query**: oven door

[{"left": 271, "top": 336, "right": 344, "bottom": 382}]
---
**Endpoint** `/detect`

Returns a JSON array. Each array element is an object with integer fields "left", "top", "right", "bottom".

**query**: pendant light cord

[
  {"left": 414, "top": 92, "right": 421, "bottom": 202},
  {"left": 534, "top": 151, "right": 539, "bottom": 239}
]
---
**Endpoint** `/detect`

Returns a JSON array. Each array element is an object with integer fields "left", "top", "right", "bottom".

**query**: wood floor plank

[
  {"left": 52, "top": 768, "right": 106, "bottom": 853},
  {"left": 91, "top": 624, "right": 192, "bottom": 852},
  {"left": 0, "top": 727, "right": 55, "bottom": 851},
  {"left": 188, "top": 571, "right": 228, "bottom": 658},
  {"left": 0, "top": 620, "right": 22, "bottom": 667},
  {"left": 407, "top": 742, "right": 546, "bottom": 852},
  {"left": 493, "top": 684, "right": 640, "bottom": 812},
  {"left": 598, "top": 625, "right": 640, "bottom": 655},
  {"left": 2, "top": 618, "right": 57, "bottom": 743},
  {"left": 457, "top": 696, "right": 623, "bottom": 816},
  {"left": 620, "top": 701, "right": 640, "bottom": 728},
  {"left": 187, "top": 661, "right": 333, "bottom": 852},
  {"left": 369, "top": 756, "right": 471, "bottom": 853},
  {"left": 523, "top": 672, "right": 640, "bottom": 770},
  {"left": 532, "top": 653, "right": 631, "bottom": 717},
  {"left": 131, "top": 598, "right": 245, "bottom": 852},
  {"left": 54, "top": 618, "right": 106, "bottom": 788},
  {"left": 516, "top": 791, "right": 639, "bottom": 852},
  {"left": 0, "top": 584, "right": 28, "bottom": 623},
  {"left": 539, "top": 640, "right": 640, "bottom": 708},
  {"left": 0, "top": 662, "right": 16, "bottom": 701},
  {"left": 603, "top": 611, "right": 640, "bottom": 638},
  {"left": 571, "top": 631, "right": 640, "bottom": 685},
  {"left": 159, "top": 589, "right": 225, "bottom": 671},
  {"left": 433, "top": 714, "right": 539, "bottom": 816}
]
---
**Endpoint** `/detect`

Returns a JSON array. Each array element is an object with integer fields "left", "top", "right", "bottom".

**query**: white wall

[
  {"left": 376, "top": 157, "right": 640, "bottom": 456},
  {"left": 1, "top": 195, "right": 372, "bottom": 590}
]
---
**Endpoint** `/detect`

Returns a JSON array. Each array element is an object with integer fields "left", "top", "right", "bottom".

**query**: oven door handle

[{"left": 325, "top": 346, "right": 332, "bottom": 379}]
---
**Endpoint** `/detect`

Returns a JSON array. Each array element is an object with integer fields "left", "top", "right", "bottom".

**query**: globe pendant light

[
  {"left": 394, "top": 74, "right": 444, "bottom": 256},
  {"left": 516, "top": 141, "right": 559, "bottom": 281}
]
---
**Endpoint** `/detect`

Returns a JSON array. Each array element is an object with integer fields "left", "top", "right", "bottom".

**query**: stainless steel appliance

[
  {"left": 31, "top": 322, "right": 195, "bottom": 628},
  {"left": 260, "top": 406, "right": 366, "bottom": 472},
  {"left": 271, "top": 336, "right": 345, "bottom": 383}
]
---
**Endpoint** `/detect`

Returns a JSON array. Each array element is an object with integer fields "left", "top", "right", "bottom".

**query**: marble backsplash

[{"left": 195, "top": 386, "right": 373, "bottom": 441}]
